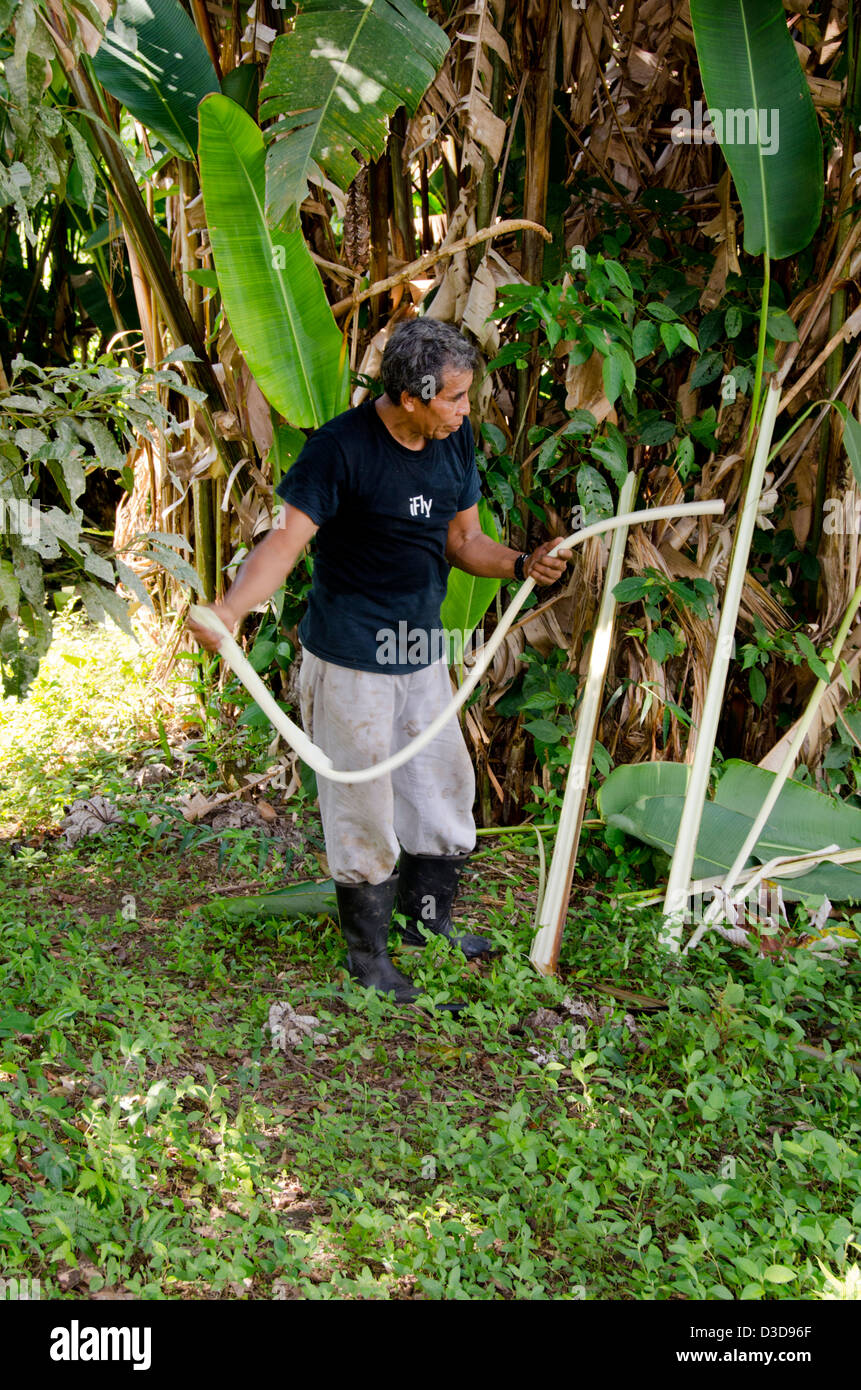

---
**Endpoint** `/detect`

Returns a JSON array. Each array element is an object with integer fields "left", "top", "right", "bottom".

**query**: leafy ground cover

[{"left": 0, "top": 614, "right": 859, "bottom": 1300}]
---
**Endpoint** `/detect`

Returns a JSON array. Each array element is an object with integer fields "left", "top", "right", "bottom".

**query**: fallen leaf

[
  {"left": 267, "top": 1001, "right": 331, "bottom": 1050},
  {"left": 60, "top": 796, "right": 123, "bottom": 846}
]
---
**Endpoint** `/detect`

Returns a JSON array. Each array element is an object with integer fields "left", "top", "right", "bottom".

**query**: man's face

[{"left": 404, "top": 366, "right": 473, "bottom": 439}]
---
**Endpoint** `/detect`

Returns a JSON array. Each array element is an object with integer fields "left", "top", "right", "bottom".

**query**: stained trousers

[{"left": 298, "top": 649, "right": 477, "bottom": 884}]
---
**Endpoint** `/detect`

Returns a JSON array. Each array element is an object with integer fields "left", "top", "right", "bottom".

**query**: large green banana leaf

[
  {"left": 439, "top": 498, "right": 500, "bottom": 664},
  {"left": 609, "top": 794, "right": 762, "bottom": 884},
  {"left": 714, "top": 760, "right": 861, "bottom": 862},
  {"left": 259, "top": 0, "right": 449, "bottom": 228},
  {"left": 214, "top": 880, "right": 337, "bottom": 922},
  {"left": 600, "top": 759, "right": 861, "bottom": 904},
  {"left": 597, "top": 760, "right": 689, "bottom": 821},
  {"left": 688, "top": 0, "right": 823, "bottom": 259},
  {"left": 93, "top": 0, "right": 219, "bottom": 161},
  {"left": 198, "top": 95, "right": 349, "bottom": 427}
]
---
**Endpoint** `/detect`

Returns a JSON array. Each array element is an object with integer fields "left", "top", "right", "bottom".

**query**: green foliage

[
  {"left": 0, "top": 611, "right": 156, "bottom": 831},
  {"left": 259, "top": 0, "right": 449, "bottom": 229},
  {"left": 439, "top": 498, "right": 501, "bottom": 667},
  {"left": 0, "top": 2, "right": 102, "bottom": 242},
  {"left": 599, "top": 757, "right": 861, "bottom": 907},
  {"left": 0, "top": 354, "right": 205, "bottom": 697},
  {"left": 738, "top": 616, "right": 835, "bottom": 708},
  {"left": 481, "top": 223, "right": 827, "bottom": 794},
  {"left": 688, "top": 0, "right": 824, "bottom": 260},
  {"left": 170, "top": 645, "right": 288, "bottom": 803},
  {"left": 92, "top": 0, "right": 219, "bottom": 162},
  {"left": 1, "top": 623, "right": 859, "bottom": 1302},
  {"left": 821, "top": 701, "right": 861, "bottom": 805},
  {"left": 198, "top": 94, "right": 350, "bottom": 427},
  {"left": 492, "top": 645, "right": 614, "bottom": 824},
  {"left": 213, "top": 881, "right": 337, "bottom": 922},
  {"left": 486, "top": 243, "right": 757, "bottom": 543},
  {"left": 613, "top": 567, "right": 716, "bottom": 667},
  {"left": 832, "top": 403, "right": 861, "bottom": 490}
]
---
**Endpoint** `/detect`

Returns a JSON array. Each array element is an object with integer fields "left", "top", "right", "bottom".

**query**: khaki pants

[{"left": 298, "top": 650, "right": 476, "bottom": 884}]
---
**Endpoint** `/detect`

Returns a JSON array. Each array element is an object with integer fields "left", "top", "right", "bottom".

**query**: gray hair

[{"left": 381, "top": 319, "right": 478, "bottom": 404}]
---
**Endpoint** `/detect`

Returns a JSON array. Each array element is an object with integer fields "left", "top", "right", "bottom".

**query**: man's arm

[
  {"left": 445, "top": 505, "right": 570, "bottom": 586},
  {"left": 186, "top": 503, "right": 319, "bottom": 651}
]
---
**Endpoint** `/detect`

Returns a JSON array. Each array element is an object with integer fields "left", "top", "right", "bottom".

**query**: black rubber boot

[
  {"left": 396, "top": 851, "right": 493, "bottom": 959},
  {"left": 335, "top": 875, "right": 419, "bottom": 1003}
]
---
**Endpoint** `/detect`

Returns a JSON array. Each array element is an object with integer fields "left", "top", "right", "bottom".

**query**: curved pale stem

[
  {"left": 190, "top": 499, "right": 724, "bottom": 785},
  {"left": 530, "top": 471, "right": 638, "bottom": 976},
  {"left": 661, "top": 382, "right": 782, "bottom": 948}
]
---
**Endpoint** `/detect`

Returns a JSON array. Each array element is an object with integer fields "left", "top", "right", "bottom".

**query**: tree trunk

[{"left": 512, "top": 0, "right": 560, "bottom": 506}]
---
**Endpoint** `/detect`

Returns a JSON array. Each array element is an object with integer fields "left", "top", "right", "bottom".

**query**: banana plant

[
  {"left": 661, "top": 0, "right": 825, "bottom": 946},
  {"left": 439, "top": 499, "right": 501, "bottom": 676},
  {"left": 93, "top": 0, "right": 219, "bottom": 161},
  {"left": 92, "top": 0, "right": 351, "bottom": 427},
  {"left": 214, "top": 880, "right": 337, "bottom": 922},
  {"left": 600, "top": 758, "right": 861, "bottom": 909},
  {"left": 688, "top": 0, "right": 822, "bottom": 433},
  {"left": 91, "top": 0, "right": 447, "bottom": 430},
  {"left": 198, "top": 94, "right": 349, "bottom": 427},
  {"left": 259, "top": 0, "right": 449, "bottom": 228},
  {"left": 91, "top": 2, "right": 481, "bottom": 659}
]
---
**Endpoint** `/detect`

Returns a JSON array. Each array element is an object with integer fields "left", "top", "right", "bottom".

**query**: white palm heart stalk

[
  {"left": 661, "top": 381, "right": 782, "bottom": 949},
  {"left": 190, "top": 499, "right": 724, "bottom": 785},
  {"left": 684, "top": 575, "right": 861, "bottom": 952},
  {"left": 530, "top": 472, "right": 638, "bottom": 976},
  {"left": 619, "top": 844, "right": 861, "bottom": 914}
]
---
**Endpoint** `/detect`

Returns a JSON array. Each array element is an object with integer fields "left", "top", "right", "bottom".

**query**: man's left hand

[{"left": 526, "top": 539, "right": 571, "bottom": 586}]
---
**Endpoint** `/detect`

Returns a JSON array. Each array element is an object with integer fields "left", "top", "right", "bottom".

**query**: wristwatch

[{"left": 513, "top": 552, "right": 530, "bottom": 582}]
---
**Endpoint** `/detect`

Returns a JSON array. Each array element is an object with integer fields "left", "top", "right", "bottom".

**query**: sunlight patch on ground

[{"left": 0, "top": 613, "right": 162, "bottom": 835}]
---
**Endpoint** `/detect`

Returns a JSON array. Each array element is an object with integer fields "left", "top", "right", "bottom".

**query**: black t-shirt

[{"left": 274, "top": 396, "right": 482, "bottom": 673}]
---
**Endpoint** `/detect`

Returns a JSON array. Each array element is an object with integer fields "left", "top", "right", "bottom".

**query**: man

[{"left": 188, "top": 320, "right": 568, "bottom": 1004}]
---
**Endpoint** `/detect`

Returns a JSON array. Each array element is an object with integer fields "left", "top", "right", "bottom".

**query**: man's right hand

[
  {"left": 186, "top": 601, "right": 239, "bottom": 653},
  {"left": 182, "top": 504, "right": 318, "bottom": 654}
]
